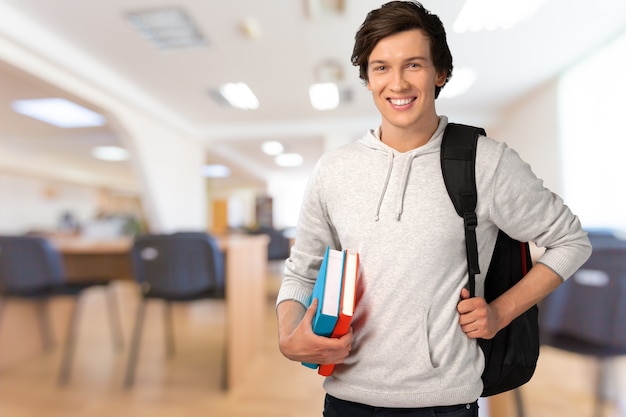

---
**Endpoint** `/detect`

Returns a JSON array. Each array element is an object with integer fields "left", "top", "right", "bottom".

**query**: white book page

[
  {"left": 321, "top": 249, "right": 343, "bottom": 316},
  {"left": 341, "top": 252, "right": 358, "bottom": 316}
]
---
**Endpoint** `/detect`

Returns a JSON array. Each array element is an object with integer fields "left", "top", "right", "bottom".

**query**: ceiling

[{"left": 0, "top": 0, "right": 625, "bottom": 190}]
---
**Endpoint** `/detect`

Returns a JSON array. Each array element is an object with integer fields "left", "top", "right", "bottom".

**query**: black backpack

[{"left": 441, "top": 123, "right": 540, "bottom": 397}]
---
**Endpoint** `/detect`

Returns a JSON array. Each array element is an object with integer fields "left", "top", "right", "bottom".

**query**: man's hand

[
  {"left": 277, "top": 299, "right": 353, "bottom": 365},
  {"left": 457, "top": 263, "right": 564, "bottom": 340},
  {"left": 457, "top": 288, "right": 500, "bottom": 340}
]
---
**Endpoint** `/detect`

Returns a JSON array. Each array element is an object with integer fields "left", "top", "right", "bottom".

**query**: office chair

[
  {"left": 0, "top": 235, "right": 124, "bottom": 385},
  {"left": 123, "top": 232, "right": 225, "bottom": 387},
  {"left": 247, "top": 227, "right": 291, "bottom": 261},
  {"left": 540, "top": 242, "right": 626, "bottom": 417}
]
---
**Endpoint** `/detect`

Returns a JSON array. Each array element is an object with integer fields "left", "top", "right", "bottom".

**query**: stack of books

[{"left": 302, "top": 246, "right": 359, "bottom": 376}]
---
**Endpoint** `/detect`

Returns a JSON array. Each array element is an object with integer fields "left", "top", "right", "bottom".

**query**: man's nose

[{"left": 390, "top": 70, "right": 409, "bottom": 91}]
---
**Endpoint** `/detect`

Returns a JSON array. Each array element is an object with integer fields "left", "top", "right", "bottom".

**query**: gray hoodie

[{"left": 276, "top": 116, "right": 591, "bottom": 407}]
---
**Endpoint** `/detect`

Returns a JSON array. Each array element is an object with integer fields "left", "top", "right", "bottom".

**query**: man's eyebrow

[
  {"left": 403, "top": 56, "right": 429, "bottom": 63},
  {"left": 369, "top": 56, "right": 429, "bottom": 64}
]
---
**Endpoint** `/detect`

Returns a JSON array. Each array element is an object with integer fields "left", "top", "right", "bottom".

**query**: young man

[{"left": 276, "top": 2, "right": 592, "bottom": 416}]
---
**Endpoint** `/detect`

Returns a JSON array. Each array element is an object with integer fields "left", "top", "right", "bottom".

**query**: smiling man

[
  {"left": 365, "top": 29, "right": 446, "bottom": 152},
  {"left": 276, "top": 2, "right": 591, "bottom": 416}
]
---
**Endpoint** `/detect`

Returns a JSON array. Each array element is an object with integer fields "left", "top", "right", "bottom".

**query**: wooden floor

[{"left": 0, "top": 270, "right": 622, "bottom": 417}]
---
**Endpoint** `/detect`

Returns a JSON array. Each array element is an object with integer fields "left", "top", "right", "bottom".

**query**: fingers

[
  {"left": 460, "top": 287, "right": 470, "bottom": 300},
  {"left": 459, "top": 319, "right": 481, "bottom": 338},
  {"left": 338, "top": 327, "right": 353, "bottom": 350},
  {"left": 458, "top": 292, "right": 483, "bottom": 336},
  {"left": 457, "top": 295, "right": 499, "bottom": 339}
]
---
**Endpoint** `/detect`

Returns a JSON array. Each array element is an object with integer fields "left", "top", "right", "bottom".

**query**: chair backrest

[
  {"left": 541, "top": 246, "right": 626, "bottom": 349},
  {"left": 0, "top": 235, "right": 66, "bottom": 293},
  {"left": 130, "top": 233, "right": 225, "bottom": 298},
  {"left": 586, "top": 229, "right": 626, "bottom": 250},
  {"left": 249, "top": 227, "right": 291, "bottom": 261}
]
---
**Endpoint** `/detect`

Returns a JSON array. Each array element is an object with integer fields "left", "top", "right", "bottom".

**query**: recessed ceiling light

[
  {"left": 453, "top": 0, "right": 547, "bottom": 33},
  {"left": 11, "top": 98, "right": 105, "bottom": 128},
  {"left": 126, "top": 7, "right": 208, "bottom": 50},
  {"left": 239, "top": 17, "right": 262, "bottom": 39},
  {"left": 306, "top": 0, "right": 346, "bottom": 20},
  {"left": 92, "top": 146, "right": 129, "bottom": 161},
  {"left": 218, "top": 82, "right": 260, "bottom": 110},
  {"left": 202, "top": 164, "right": 231, "bottom": 178},
  {"left": 439, "top": 68, "right": 477, "bottom": 98},
  {"left": 309, "top": 82, "right": 340, "bottom": 111},
  {"left": 275, "top": 153, "right": 303, "bottom": 167},
  {"left": 261, "top": 141, "right": 284, "bottom": 156}
]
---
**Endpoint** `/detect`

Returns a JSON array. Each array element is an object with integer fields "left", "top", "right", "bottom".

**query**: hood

[{"left": 358, "top": 116, "right": 448, "bottom": 221}]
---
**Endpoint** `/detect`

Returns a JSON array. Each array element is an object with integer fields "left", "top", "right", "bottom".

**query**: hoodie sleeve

[
  {"left": 483, "top": 141, "right": 592, "bottom": 280},
  {"left": 275, "top": 158, "right": 342, "bottom": 308}
]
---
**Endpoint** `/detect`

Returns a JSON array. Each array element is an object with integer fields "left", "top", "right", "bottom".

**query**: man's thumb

[
  {"left": 460, "top": 287, "right": 471, "bottom": 300},
  {"left": 304, "top": 298, "right": 318, "bottom": 324}
]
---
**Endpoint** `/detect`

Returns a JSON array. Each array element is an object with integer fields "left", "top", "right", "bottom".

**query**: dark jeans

[{"left": 323, "top": 395, "right": 479, "bottom": 417}]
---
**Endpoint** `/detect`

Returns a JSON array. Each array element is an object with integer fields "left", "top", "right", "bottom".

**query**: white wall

[
  {"left": 492, "top": 79, "right": 562, "bottom": 194},
  {"left": 558, "top": 31, "right": 626, "bottom": 231},
  {"left": 0, "top": 173, "right": 99, "bottom": 234},
  {"left": 267, "top": 173, "right": 309, "bottom": 230},
  {"left": 113, "top": 112, "right": 207, "bottom": 233}
]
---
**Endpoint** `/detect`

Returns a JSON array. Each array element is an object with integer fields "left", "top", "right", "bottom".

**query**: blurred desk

[
  {"left": 53, "top": 237, "right": 134, "bottom": 282},
  {"left": 220, "top": 234, "right": 269, "bottom": 389},
  {"left": 51, "top": 233, "right": 269, "bottom": 390}
]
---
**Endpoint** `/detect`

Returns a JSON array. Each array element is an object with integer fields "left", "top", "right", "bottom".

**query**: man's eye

[
  {"left": 408, "top": 63, "right": 421, "bottom": 69},
  {"left": 373, "top": 66, "right": 385, "bottom": 71}
]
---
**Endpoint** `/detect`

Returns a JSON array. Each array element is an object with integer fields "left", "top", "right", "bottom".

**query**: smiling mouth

[{"left": 388, "top": 97, "right": 416, "bottom": 106}]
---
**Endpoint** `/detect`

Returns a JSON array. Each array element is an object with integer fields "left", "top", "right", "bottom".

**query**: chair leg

[
  {"left": 513, "top": 388, "right": 526, "bottom": 417},
  {"left": 0, "top": 297, "right": 5, "bottom": 341},
  {"left": 34, "top": 299, "right": 55, "bottom": 352},
  {"left": 105, "top": 284, "right": 124, "bottom": 351},
  {"left": 164, "top": 301, "right": 175, "bottom": 357},
  {"left": 594, "top": 358, "right": 607, "bottom": 417},
  {"left": 57, "top": 297, "right": 82, "bottom": 386},
  {"left": 221, "top": 324, "right": 228, "bottom": 390},
  {"left": 124, "top": 298, "right": 147, "bottom": 388}
]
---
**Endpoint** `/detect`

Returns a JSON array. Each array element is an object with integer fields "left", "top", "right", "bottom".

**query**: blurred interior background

[{"left": 0, "top": 1, "right": 625, "bottom": 416}]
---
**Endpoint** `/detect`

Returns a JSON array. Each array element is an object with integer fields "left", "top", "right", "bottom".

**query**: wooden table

[
  {"left": 220, "top": 234, "right": 269, "bottom": 389},
  {"left": 51, "top": 234, "right": 269, "bottom": 391},
  {"left": 54, "top": 237, "right": 134, "bottom": 281}
]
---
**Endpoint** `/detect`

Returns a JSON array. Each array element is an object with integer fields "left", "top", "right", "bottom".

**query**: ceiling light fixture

[
  {"left": 439, "top": 68, "right": 477, "bottom": 99},
  {"left": 11, "top": 98, "right": 105, "bottom": 128},
  {"left": 239, "top": 17, "right": 262, "bottom": 40},
  {"left": 202, "top": 164, "right": 231, "bottom": 178},
  {"left": 309, "top": 82, "right": 340, "bottom": 111},
  {"left": 92, "top": 146, "right": 129, "bottom": 161},
  {"left": 218, "top": 82, "right": 260, "bottom": 110},
  {"left": 453, "top": 0, "right": 547, "bottom": 33},
  {"left": 261, "top": 141, "right": 284, "bottom": 156},
  {"left": 126, "top": 7, "right": 207, "bottom": 50},
  {"left": 306, "top": 0, "right": 346, "bottom": 20},
  {"left": 275, "top": 153, "right": 303, "bottom": 168}
]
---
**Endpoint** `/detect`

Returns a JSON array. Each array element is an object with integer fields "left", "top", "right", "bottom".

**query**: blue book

[{"left": 302, "top": 246, "right": 346, "bottom": 369}]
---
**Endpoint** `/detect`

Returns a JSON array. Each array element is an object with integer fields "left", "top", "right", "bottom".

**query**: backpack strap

[{"left": 441, "top": 123, "right": 486, "bottom": 297}]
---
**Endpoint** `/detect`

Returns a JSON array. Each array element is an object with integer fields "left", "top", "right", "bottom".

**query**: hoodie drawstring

[
  {"left": 374, "top": 152, "right": 394, "bottom": 221},
  {"left": 374, "top": 152, "right": 417, "bottom": 221},
  {"left": 395, "top": 153, "right": 417, "bottom": 220}
]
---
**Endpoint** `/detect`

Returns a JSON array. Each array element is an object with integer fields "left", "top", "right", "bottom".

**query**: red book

[{"left": 318, "top": 250, "right": 359, "bottom": 376}]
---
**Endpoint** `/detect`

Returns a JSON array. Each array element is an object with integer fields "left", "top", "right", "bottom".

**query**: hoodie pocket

[{"left": 373, "top": 306, "right": 441, "bottom": 387}]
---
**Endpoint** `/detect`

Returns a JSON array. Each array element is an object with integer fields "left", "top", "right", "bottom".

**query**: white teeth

[{"left": 389, "top": 98, "right": 414, "bottom": 106}]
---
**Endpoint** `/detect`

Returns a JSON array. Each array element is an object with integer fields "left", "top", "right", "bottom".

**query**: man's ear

[{"left": 436, "top": 71, "right": 447, "bottom": 87}]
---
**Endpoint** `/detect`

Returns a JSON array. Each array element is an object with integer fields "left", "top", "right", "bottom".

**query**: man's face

[{"left": 367, "top": 29, "right": 446, "bottom": 134}]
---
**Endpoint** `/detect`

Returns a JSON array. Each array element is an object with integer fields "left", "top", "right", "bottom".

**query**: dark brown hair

[{"left": 351, "top": 1, "right": 453, "bottom": 98}]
